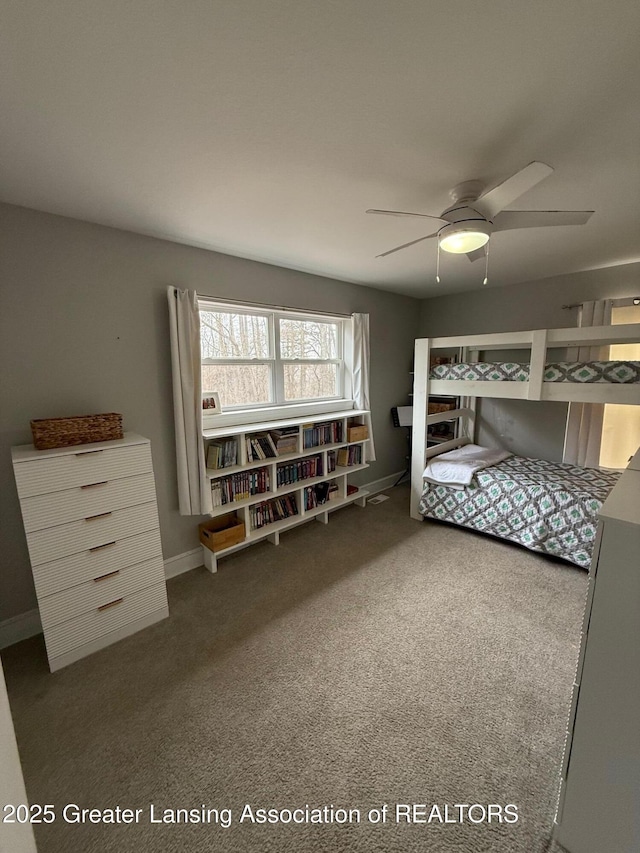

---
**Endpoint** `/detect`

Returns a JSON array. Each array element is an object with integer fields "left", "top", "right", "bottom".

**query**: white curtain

[
  {"left": 351, "top": 313, "right": 376, "bottom": 462},
  {"left": 563, "top": 299, "right": 612, "bottom": 468},
  {"left": 167, "top": 287, "right": 212, "bottom": 515}
]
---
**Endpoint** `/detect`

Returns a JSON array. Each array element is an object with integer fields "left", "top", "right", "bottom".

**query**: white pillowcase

[{"left": 423, "top": 443, "right": 511, "bottom": 488}]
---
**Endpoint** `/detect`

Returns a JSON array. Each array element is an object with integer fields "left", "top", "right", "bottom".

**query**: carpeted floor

[{"left": 2, "top": 485, "right": 586, "bottom": 853}]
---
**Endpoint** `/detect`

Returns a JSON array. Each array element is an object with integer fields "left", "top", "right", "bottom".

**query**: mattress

[
  {"left": 418, "top": 455, "right": 619, "bottom": 568},
  {"left": 430, "top": 360, "right": 640, "bottom": 383}
]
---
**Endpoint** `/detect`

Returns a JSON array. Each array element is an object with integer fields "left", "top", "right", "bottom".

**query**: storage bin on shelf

[
  {"left": 347, "top": 424, "right": 368, "bottom": 442},
  {"left": 199, "top": 512, "right": 245, "bottom": 552}
]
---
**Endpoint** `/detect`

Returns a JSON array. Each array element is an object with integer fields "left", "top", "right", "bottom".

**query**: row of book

[
  {"left": 246, "top": 433, "right": 278, "bottom": 461},
  {"left": 206, "top": 420, "right": 357, "bottom": 469},
  {"left": 211, "top": 469, "right": 270, "bottom": 507},
  {"left": 336, "top": 445, "right": 362, "bottom": 467},
  {"left": 245, "top": 425, "right": 302, "bottom": 461},
  {"left": 271, "top": 426, "right": 299, "bottom": 454},
  {"left": 276, "top": 455, "right": 323, "bottom": 487},
  {"left": 302, "top": 420, "right": 343, "bottom": 449},
  {"left": 206, "top": 438, "right": 238, "bottom": 470},
  {"left": 303, "top": 481, "right": 339, "bottom": 510},
  {"left": 249, "top": 494, "right": 298, "bottom": 530}
]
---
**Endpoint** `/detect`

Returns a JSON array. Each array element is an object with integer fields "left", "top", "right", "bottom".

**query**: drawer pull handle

[
  {"left": 89, "top": 541, "right": 116, "bottom": 553},
  {"left": 98, "top": 597, "right": 123, "bottom": 612},
  {"left": 81, "top": 481, "right": 108, "bottom": 490},
  {"left": 93, "top": 570, "right": 120, "bottom": 583},
  {"left": 75, "top": 450, "right": 104, "bottom": 457},
  {"left": 84, "top": 512, "right": 112, "bottom": 522}
]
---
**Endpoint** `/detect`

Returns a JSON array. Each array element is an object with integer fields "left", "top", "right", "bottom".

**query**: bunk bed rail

[{"left": 410, "top": 323, "right": 640, "bottom": 519}]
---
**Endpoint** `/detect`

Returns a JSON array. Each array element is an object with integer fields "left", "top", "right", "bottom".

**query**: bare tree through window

[{"left": 200, "top": 309, "right": 342, "bottom": 409}]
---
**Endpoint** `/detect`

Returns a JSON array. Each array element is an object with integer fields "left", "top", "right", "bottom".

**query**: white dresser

[
  {"left": 11, "top": 433, "right": 169, "bottom": 672},
  {"left": 554, "top": 448, "right": 640, "bottom": 853}
]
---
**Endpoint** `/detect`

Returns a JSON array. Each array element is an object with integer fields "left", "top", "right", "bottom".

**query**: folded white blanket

[{"left": 423, "top": 443, "right": 511, "bottom": 488}]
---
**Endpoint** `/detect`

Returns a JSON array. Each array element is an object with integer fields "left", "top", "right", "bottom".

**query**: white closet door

[{"left": 0, "top": 657, "right": 38, "bottom": 853}]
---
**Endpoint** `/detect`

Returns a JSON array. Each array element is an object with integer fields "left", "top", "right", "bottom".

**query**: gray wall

[
  {"left": 420, "top": 263, "right": 640, "bottom": 460},
  {"left": 0, "top": 203, "right": 420, "bottom": 624}
]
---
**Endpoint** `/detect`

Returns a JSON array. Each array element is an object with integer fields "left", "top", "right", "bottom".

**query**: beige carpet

[{"left": 3, "top": 485, "right": 586, "bottom": 853}]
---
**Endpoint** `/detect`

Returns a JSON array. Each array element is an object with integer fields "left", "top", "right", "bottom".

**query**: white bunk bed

[{"left": 410, "top": 323, "right": 640, "bottom": 567}]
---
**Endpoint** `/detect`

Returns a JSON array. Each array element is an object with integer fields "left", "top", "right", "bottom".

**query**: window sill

[{"left": 202, "top": 399, "right": 356, "bottom": 430}]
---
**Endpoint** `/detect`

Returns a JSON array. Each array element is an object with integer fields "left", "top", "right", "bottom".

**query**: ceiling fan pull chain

[
  {"left": 483, "top": 242, "right": 490, "bottom": 286},
  {"left": 435, "top": 241, "right": 441, "bottom": 284}
]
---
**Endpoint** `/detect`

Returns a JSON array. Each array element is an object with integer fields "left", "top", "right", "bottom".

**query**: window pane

[
  {"left": 280, "top": 319, "right": 338, "bottom": 359},
  {"left": 201, "top": 311, "right": 270, "bottom": 359},
  {"left": 202, "top": 364, "right": 272, "bottom": 408},
  {"left": 599, "top": 303, "right": 640, "bottom": 468},
  {"left": 284, "top": 363, "right": 338, "bottom": 401}
]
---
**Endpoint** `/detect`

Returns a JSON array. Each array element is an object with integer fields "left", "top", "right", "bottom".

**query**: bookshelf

[
  {"left": 427, "top": 395, "right": 459, "bottom": 447},
  {"left": 427, "top": 352, "right": 460, "bottom": 448},
  {"left": 201, "top": 410, "right": 371, "bottom": 572}
]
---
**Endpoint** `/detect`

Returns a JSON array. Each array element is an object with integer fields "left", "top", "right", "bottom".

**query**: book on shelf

[
  {"left": 246, "top": 432, "right": 279, "bottom": 462},
  {"left": 304, "top": 480, "right": 331, "bottom": 510},
  {"left": 336, "top": 445, "right": 362, "bottom": 467},
  {"left": 207, "top": 438, "right": 238, "bottom": 470},
  {"left": 302, "top": 419, "right": 343, "bottom": 449},
  {"left": 276, "top": 454, "right": 323, "bottom": 488},
  {"left": 249, "top": 493, "right": 298, "bottom": 530},
  {"left": 211, "top": 467, "right": 271, "bottom": 507},
  {"left": 270, "top": 426, "right": 299, "bottom": 454},
  {"left": 346, "top": 484, "right": 359, "bottom": 496}
]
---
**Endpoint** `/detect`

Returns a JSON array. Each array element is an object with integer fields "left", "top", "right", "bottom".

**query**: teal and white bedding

[
  {"left": 430, "top": 361, "right": 640, "bottom": 383},
  {"left": 419, "top": 455, "right": 619, "bottom": 568}
]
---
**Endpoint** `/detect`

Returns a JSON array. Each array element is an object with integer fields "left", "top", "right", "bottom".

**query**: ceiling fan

[{"left": 367, "top": 161, "right": 594, "bottom": 261}]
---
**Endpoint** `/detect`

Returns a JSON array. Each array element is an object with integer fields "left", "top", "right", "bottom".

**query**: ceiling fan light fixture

[{"left": 438, "top": 222, "right": 491, "bottom": 254}]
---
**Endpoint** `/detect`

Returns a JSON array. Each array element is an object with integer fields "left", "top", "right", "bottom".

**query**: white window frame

[{"left": 199, "top": 299, "right": 354, "bottom": 428}]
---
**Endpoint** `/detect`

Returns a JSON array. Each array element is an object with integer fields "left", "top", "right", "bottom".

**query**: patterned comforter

[
  {"left": 430, "top": 361, "right": 640, "bottom": 383},
  {"left": 418, "top": 455, "right": 619, "bottom": 568}
]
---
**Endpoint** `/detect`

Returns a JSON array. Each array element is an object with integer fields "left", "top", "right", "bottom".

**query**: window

[
  {"left": 599, "top": 301, "right": 640, "bottom": 469},
  {"left": 199, "top": 301, "right": 350, "bottom": 420}
]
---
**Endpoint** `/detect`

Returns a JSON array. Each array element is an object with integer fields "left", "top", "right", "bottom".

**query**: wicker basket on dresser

[{"left": 11, "top": 433, "right": 169, "bottom": 672}]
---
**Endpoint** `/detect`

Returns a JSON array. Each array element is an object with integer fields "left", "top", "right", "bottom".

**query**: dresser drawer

[
  {"left": 39, "top": 556, "right": 165, "bottom": 629},
  {"left": 26, "top": 502, "right": 160, "bottom": 566},
  {"left": 13, "top": 442, "right": 152, "bottom": 499},
  {"left": 21, "top": 473, "right": 157, "bottom": 533},
  {"left": 44, "top": 581, "right": 168, "bottom": 660},
  {"left": 32, "top": 528, "right": 163, "bottom": 599}
]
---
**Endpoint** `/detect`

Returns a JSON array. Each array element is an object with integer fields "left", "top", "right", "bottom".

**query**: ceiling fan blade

[
  {"left": 376, "top": 232, "right": 438, "bottom": 258},
  {"left": 492, "top": 209, "right": 595, "bottom": 231},
  {"left": 476, "top": 161, "right": 554, "bottom": 219},
  {"left": 366, "top": 208, "right": 447, "bottom": 223},
  {"left": 466, "top": 247, "right": 486, "bottom": 262}
]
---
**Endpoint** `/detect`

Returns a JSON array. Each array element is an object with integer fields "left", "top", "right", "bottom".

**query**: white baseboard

[
  {"left": 0, "top": 468, "right": 407, "bottom": 650},
  {"left": 0, "top": 551, "right": 202, "bottom": 650},
  {"left": 163, "top": 548, "right": 203, "bottom": 580},
  {"left": 0, "top": 609, "right": 42, "bottom": 651},
  {"left": 364, "top": 469, "right": 407, "bottom": 493}
]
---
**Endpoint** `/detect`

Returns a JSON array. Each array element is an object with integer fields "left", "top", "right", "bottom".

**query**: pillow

[{"left": 424, "top": 444, "right": 511, "bottom": 488}]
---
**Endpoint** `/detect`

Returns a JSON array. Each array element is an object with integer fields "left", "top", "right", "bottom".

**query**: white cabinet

[
  {"left": 201, "top": 410, "right": 371, "bottom": 572},
  {"left": 11, "top": 433, "right": 168, "bottom": 672},
  {"left": 554, "top": 448, "right": 640, "bottom": 853}
]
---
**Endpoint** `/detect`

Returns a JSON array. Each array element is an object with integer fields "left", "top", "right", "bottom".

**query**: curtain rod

[
  {"left": 562, "top": 303, "right": 582, "bottom": 309},
  {"left": 194, "top": 291, "right": 353, "bottom": 319}
]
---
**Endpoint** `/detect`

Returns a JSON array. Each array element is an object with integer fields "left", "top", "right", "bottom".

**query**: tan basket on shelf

[
  {"left": 30, "top": 413, "right": 124, "bottom": 450},
  {"left": 199, "top": 513, "right": 246, "bottom": 553},
  {"left": 347, "top": 424, "right": 369, "bottom": 442}
]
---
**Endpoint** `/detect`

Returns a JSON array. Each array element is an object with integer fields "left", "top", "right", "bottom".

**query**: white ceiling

[{"left": 1, "top": 0, "right": 639, "bottom": 298}]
